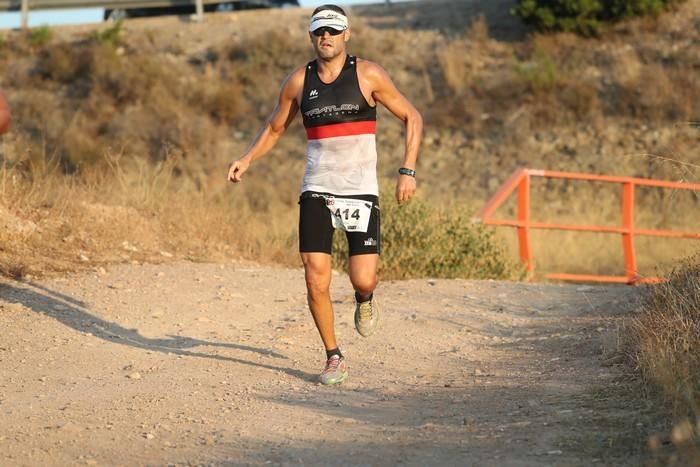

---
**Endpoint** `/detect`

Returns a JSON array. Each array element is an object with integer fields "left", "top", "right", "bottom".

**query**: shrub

[
  {"left": 332, "top": 191, "right": 516, "bottom": 280},
  {"left": 91, "top": 20, "right": 124, "bottom": 49},
  {"left": 513, "top": 0, "right": 687, "bottom": 36},
  {"left": 35, "top": 43, "right": 92, "bottom": 84},
  {"left": 198, "top": 81, "right": 247, "bottom": 124},
  {"left": 28, "top": 25, "right": 54, "bottom": 46},
  {"left": 515, "top": 47, "right": 560, "bottom": 92}
]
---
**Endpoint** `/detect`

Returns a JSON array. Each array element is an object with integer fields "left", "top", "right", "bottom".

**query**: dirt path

[{"left": 1, "top": 261, "right": 660, "bottom": 466}]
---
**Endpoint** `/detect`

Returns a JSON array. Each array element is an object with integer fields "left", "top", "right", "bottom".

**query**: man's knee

[
  {"left": 350, "top": 273, "right": 378, "bottom": 295},
  {"left": 306, "top": 273, "right": 331, "bottom": 298},
  {"left": 302, "top": 254, "right": 331, "bottom": 297}
]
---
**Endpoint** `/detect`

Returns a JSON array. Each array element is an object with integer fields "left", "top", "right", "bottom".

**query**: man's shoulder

[
  {"left": 287, "top": 64, "right": 308, "bottom": 82},
  {"left": 281, "top": 64, "right": 308, "bottom": 93},
  {"left": 356, "top": 58, "right": 384, "bottom": 73},
  {"left": 355, "top": 59, "right": 390, "bottom": 83}
]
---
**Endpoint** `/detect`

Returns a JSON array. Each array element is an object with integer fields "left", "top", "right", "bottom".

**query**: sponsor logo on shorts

[{"left": 364, "top": 237, "right": 377, "bottom": 246}]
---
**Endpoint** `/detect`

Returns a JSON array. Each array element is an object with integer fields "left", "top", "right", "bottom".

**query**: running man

[
  {"left": 227, "top": 4, "right": 422, "bottom": 385},
  {"left": 0, "top": 91, "right": 10, "bottom": 135}
]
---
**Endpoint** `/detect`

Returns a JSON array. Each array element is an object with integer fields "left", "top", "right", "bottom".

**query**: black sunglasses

[{"left": 312, "top": 27, "right": 344, "bottom": 37}]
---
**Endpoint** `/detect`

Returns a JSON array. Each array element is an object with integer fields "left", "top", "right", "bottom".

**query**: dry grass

[
  {"left": 0, "top": 148, "right": 303, "bottom": 278},
  {"left": 626, "top": 254, "right": 700, "bottom": 462},
  {"left": 629, "top": 256, "right": 700, "bottom": 415},
  {"left": 0, "top": 151, "right": 514, "bottom": 280}
]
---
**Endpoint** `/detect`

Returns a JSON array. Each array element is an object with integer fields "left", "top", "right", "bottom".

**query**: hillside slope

[{"left": 0, "top": 0, "right": 699, "bottom": 276}]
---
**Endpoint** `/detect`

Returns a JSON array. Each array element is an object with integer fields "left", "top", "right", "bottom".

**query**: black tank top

[{"left": 301, "top": 55, "right": 376, "bottom": 131}]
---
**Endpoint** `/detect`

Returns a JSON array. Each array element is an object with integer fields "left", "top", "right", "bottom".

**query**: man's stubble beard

[{"left": 315, "top": 43, "right": 345, "bottom": 61}]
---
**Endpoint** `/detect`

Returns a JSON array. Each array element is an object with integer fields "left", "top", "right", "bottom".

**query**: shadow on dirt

[
  {"left": 0, "top": 280, "right": 316, "bottom": 382},
  {"left": 237, "top": 381, "right": 661, "bottom": 466}
]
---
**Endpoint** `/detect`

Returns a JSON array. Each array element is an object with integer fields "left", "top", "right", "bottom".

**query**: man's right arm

[
  {"left": 0, "top": 91, "right": 11, "bottom": 135},
  {"left": 227, "top": 67, "right": 304, "bottom": 183}
]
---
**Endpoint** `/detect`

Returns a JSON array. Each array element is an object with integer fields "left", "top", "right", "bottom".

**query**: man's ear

[{"left": 344, "top": 29, "right": 352, "bottom": 43}]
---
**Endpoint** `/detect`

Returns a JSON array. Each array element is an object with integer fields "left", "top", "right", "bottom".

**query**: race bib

[{"left": 324, "top": 197, "right": 373, "bottom": 233}]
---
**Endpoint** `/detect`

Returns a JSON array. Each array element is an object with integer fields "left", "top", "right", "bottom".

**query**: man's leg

[
  {"left": 302, "top": 251, "right": 348, "bottom": 385},
  {"left": 301, "top": 252, "right": 338, "bottom": 351},
  {"left": 349, "top": 254, "right": 380, "bottom": 337},
  {"left": 348, "top": 253, "right": 379, "bottom": 300}
]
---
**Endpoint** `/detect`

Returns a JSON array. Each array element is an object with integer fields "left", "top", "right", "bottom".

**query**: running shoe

[
  {"left": 354, "top": 295, "right": 379, "bottom": 337},
  {"left": 319, "top": 355, "right": 348, "bottom": 385}
]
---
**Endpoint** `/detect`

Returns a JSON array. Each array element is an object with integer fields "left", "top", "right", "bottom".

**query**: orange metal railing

[{"left": 473, "top": 169, "right": 700, "bottom": 284}]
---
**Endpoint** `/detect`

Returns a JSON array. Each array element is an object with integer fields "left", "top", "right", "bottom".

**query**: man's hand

[
  {"left": 395, "top": 174, "right": 416, "bottom": 203},
  {"left": 227, "top": 158, "right": 250, "bottom": 183}
]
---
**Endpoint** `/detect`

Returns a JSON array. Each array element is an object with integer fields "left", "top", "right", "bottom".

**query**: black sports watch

[{"left": 398, "top": 167, "right": 416, "bottom": 177}]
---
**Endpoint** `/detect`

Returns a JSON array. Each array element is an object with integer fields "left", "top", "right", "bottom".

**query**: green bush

[
  {"left": 515, "top": 47, "right": 560, "bottom": 92},
  {"left": 513, "top": 0, "right": 686, "bottom": 35},
  {"left": 332, "top": 192, "right": 516, "bottom": 280},
  {"left": 91, "top": 20, "right": 124, "bottom": 49},
  {"left": 28, "top": 25, "right": 54, "bottom": 46}
]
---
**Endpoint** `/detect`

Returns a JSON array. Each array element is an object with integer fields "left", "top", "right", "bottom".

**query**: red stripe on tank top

[{"left": 306, "top": 121, "right": 376, "bottom": 140}]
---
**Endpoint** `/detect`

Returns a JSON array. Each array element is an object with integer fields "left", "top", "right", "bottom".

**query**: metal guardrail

[
  {"left": 474, "top": 168, "right": 700, "bottom": 284},
  {"left": 1, "top": 0, "right": 207, "bottom": 9},
  {"left": 1, "top": 0, "right": 265, "bottom": 28}
]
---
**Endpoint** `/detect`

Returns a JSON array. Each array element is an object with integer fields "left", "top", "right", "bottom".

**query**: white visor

[{"left": 309, "top": 9, "right": 349, "bottom": 32}]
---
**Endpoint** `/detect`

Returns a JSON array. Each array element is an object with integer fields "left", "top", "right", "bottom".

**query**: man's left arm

[{"left": 364, "top": 63, "right": 423, "bottom": 203}]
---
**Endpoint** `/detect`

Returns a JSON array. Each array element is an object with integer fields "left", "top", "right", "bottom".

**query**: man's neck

[{"left": 316, "top": 54, "right": 347, "bottom": 77}]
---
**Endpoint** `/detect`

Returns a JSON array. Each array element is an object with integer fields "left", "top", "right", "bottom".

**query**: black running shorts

[{"left": 299, "top": 191, "right": 380, "bottom": 256}]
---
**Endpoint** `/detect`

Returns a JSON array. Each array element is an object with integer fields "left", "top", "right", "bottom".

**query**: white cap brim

[{"left": 309, "top": 10, "right": 349, "bottom": 32}]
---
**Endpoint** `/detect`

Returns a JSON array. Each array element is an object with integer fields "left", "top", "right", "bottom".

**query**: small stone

[
  {"left": 79, "top": 254, "right": 89, "bottom": 262},
  {"left": 672, "top": 420, "right": 694, "bottom": 445},
  {"left": 126, "top": 372, "right": 142, "bottom": 380},
  {"left": 144, "top": 433, "right": 155, "bottom": 440},
  {"left": 122, "top": 241, "right": 139, "bottom": 252},
  {"left": 52, "top": 304, "right": 67, "bottom": 311},
  {"left": 647, "top": 434, "right": 661, "bottom": 450},
  {"left": 160, "top": 251, "right": 173, "bottom": 258}
]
